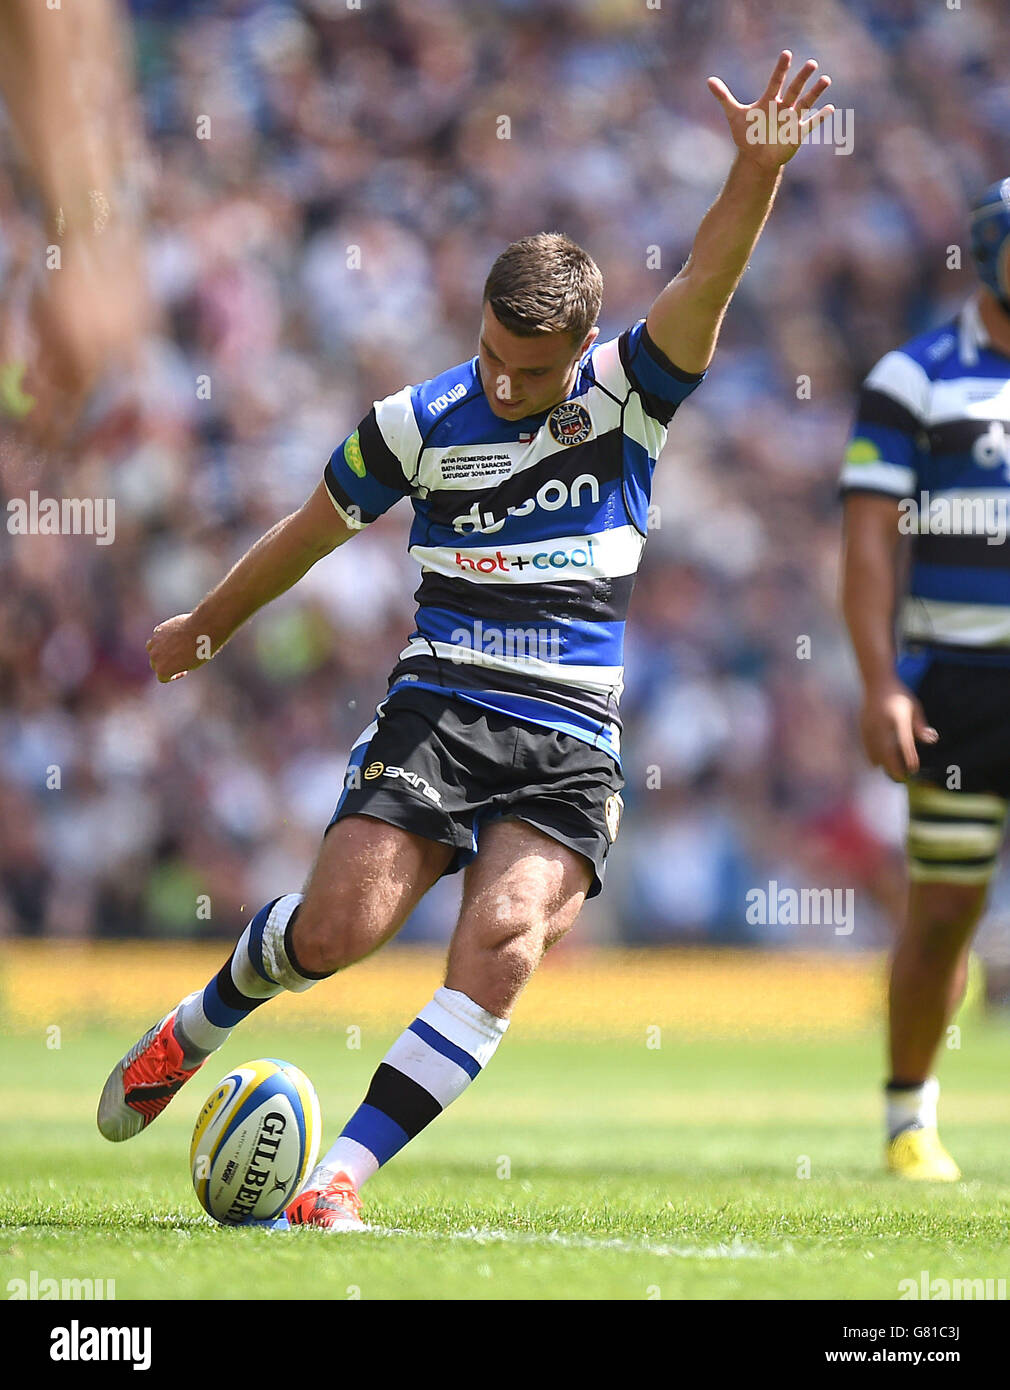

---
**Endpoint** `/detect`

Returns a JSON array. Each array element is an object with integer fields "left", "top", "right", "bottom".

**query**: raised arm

[
  {"left": 146, "top": 480, "right": 357, "bottom": 683},
  {"left": 646, "top": 50, "right": 832, "bottom": 375}
]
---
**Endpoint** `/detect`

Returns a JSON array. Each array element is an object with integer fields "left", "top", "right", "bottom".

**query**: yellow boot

[{"left": 886, "top": 1126, "right": 961, "bottom": 1182}]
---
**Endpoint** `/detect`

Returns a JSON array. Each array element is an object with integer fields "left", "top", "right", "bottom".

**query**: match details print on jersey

[{"left": 323, "top": 320, "right": 705, "bottom": 760}]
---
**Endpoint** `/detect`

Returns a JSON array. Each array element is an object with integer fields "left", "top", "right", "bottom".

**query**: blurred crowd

[{"left": 3, "top": 0, "right": 1010, "bottom": 950}]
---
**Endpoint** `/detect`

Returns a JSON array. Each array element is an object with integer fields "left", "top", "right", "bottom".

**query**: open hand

[{"left": 708, "top": 50, "right": 833, "bottom": 170}]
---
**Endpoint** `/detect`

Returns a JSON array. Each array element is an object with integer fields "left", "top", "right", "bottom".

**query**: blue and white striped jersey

[
  {"left": 324, "top": 320, "right": 705, "bottom": 761},
  {"left": 840, "top": 298, "right": 1010, "bottom": 658}
]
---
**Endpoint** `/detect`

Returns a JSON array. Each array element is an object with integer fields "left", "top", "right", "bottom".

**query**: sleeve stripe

[
  {"left": 617, "top": 320, "right": 707, "bottom": 427},
  {"left": 838, "top": 461, "right": 916, "bottom": 496},
  {"left": 373, "top": 384, "right": 423, "bottom": 487},
  {"left": 864, "top": 349, "right": 930, "bottom": 420},
  {"left": 617, "top": 330, "right": 674, "bottom": 426},
  {"left": 323, "top": 461, "right": 380, "bottom": 526},
  {"left": 587, "top": 337, "right": 632, "bottom": 397},
  {"left": 838, "top": 484, "right": 907, "bottom": 503},
  {"left": 323, "top": 481, "right": 370, "bottom": 530},
  {"left": 639, "top": 323, "right": 706, "bottom": 384},
  {"left": 359, "top": 407, "right": 410, "bottom": 491},
  {"left": 855, "top": 387, "right": 921, "bottom": 436}
]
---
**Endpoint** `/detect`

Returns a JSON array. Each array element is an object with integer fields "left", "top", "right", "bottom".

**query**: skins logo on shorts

[
  {"left": 360, "top": 760, "right": 442, "bottom": 804},
  {"left": 344, "top": 430, "right": 366, "bottom": 477},
  {"left": 547, "top": 402, "right": 592, "bottom": 446},
  {"left": 604, "top": 793, "right": 623, "bottom": 843}
]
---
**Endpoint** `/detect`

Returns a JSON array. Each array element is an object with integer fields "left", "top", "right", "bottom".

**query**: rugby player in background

[
  {"left": 98, "top": 52, "right": 833, "bottom": 1229},
  {"left": 841, "top": 180, "right": 1010, "bottom": 1181}
]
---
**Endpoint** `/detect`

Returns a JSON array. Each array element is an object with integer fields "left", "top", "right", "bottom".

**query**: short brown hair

[{"left": 483, "top": 232, "right": 603, "bottom": 341}]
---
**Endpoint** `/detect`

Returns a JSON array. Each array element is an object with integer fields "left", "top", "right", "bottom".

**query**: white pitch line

[{"left": 351, "top": 1226, "right": 781, "bottom": 1259}]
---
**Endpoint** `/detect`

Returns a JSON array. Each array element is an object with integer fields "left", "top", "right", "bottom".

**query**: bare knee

[
  {"left": 450, "top": 890, "right": 580, "bottom": 1013},
  {"left": 446, "top": 821, "right": 591, "bottom": 1015},
  {"left": 902, "top": 881, "right": 987, "bottom": 961},
  {"left": 450, "top": 913, "right": 547, "bottom": 1013},
  {"left": 291, "top": 894, "right": 362, "bottom": 976},
  {"left": 293, "top": 817, "right": 450, "bottom": 975},
  {"left": 481, "top": 911, "right": 553, "bottom": 986},
  {"left": 478, "top": 876, "right": 577, "bottom": 952}
]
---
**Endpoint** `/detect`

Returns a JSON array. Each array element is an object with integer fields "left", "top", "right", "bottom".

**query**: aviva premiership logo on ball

[{"left": 548, "top": 402, "right": 592, "bottom": 446}]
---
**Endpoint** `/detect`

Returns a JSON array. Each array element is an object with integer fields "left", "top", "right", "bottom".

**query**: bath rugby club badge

[
  {"left": 605, "top": 793, "right": 623, "bottom": 843},
  {"left": 548, "top": 402, "right": 592, "bottom": 446}
]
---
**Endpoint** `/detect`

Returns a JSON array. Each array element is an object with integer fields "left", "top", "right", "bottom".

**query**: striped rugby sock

[
  {"left": 173, "top": 894, "right": 331, "bottom": 1065},
  {"left": 310, "top": 987, "right": 509, "bottom": 1190}
]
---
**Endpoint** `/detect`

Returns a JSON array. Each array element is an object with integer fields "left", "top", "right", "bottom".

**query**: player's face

[{"left": 478, "top": 305, "right": 597, "bottom": 420}]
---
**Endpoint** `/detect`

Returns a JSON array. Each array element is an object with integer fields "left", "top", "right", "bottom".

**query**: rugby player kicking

[
  {"left": 99, "top": 53, "right": 832, "bottom": 1229},
  {"left": 841, "top": 179, "right": 1010, "bottom": 1181}
]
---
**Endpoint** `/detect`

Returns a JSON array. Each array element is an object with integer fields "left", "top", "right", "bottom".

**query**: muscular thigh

[
  {"left": 445, "top": 819, "right": 592, "bottom": 1015},
  {"left": 294, "top": 815, "right": 453, "bottom": 974}
]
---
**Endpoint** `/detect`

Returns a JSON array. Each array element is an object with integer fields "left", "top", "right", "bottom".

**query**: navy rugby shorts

[
  {"left": 901, "top": 652, "right": 1010, "bottom": 884},
  {"left": 327, "top": 688, "right": 624, "bottom": 897}
]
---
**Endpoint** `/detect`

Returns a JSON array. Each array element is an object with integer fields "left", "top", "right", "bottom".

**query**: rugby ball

[{"left": 190, "top": 1058, "right": 321, "bottom": 1225}]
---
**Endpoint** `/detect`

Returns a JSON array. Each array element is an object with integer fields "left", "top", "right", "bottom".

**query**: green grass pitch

[{"left": 2, "top": 1023, "right": 1009, "bottom": 1300}]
